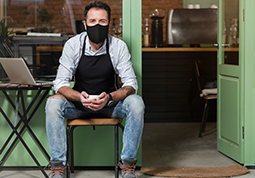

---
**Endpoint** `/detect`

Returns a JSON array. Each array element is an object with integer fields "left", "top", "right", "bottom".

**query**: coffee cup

[
  {"left": 194, "top": 4, "right": 200, "bottom": 9},
  {"left": 87, "top": 95, "right": 99, "bottom": 100},
  {"left": 187, "top": 4, "right": 193, "bottom": 9}
]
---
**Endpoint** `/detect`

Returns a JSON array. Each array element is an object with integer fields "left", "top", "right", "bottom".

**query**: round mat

[{"left": 140, "top": 164, "right": 249, "bottom": 178}]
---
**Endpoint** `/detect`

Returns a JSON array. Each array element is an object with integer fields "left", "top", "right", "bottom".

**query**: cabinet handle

[{"left": 213, "top": 44, "right": 230, "bottom": 47}]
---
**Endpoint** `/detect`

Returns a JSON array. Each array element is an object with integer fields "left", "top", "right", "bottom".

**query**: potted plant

[
  {"left": 0, "top": 17, "right": 20, "bottom": 79},
  {"left": 35, "top": 9, "right": 55, "bottom": 33},
  {"left": 0, "top": 18, "right": 16, "bottom": 43},
  {"left": 0, "top": 17, "right": 17, "bottom": 79},
  {"left": 0, "top": 17, "right": 17, "bottom": 57}
]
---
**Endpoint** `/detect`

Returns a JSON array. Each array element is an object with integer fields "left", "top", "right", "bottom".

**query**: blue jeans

[{"left": 45, "top": 94, "right": 144, "bottom": 165}]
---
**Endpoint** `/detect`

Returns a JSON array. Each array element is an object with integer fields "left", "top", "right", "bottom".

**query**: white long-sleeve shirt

[{"left": 53, "top": 32, "right": 138, "bottom": 94}]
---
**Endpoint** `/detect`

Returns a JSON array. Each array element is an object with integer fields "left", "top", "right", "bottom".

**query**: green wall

[{"left": 242, "top": 0, "right": 255, "bottom": 166}]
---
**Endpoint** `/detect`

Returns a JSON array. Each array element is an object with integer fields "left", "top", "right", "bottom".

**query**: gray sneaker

[
  {"left": 119, "top": 159, "right": 137, "bottom": 178},
  {"left": 50, "top": 161, "right": 66, "bottom": 178}
]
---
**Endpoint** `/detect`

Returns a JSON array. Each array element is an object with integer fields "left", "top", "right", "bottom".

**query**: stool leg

[
  {"left": 115, "top": 125, "right": 119, "bottom": 178},
  {"left": 66, "top": 125, "right": 70, "bottom": 178},
  {"left": 70, "top": 126, "right": 76, "bottom": 173}
]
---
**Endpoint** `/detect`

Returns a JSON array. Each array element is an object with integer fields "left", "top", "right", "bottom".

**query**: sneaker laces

[
  {"left": 50, "top": 164, "right": 68, "bottom": 176},
  {"left": 118, "top": 162, "right": 136, "bottom": 174}
]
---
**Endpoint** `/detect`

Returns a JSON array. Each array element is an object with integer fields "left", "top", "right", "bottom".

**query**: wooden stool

[{"left": 66, "top": 118, "right": 124, "bottom": 178}]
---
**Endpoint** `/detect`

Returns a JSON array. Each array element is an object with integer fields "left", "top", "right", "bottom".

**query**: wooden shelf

[{"left": 142, "top": 47, "right": 239, "bottom": 52}]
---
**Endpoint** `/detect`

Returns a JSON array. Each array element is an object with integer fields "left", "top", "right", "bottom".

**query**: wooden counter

[
  {"left": 142, "top": 48, "right": 239, "bottom": 123},
  {"left": 142, "top": 47, "right": 239, "bottom": 52}
]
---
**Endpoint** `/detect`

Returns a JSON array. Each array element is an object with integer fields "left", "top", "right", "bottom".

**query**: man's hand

[
  {"left": 80, "top": 92, "right": 109, "bottom": 111},
  {"left": 80, "top": 91, "right": 90, "bottom": 107}
]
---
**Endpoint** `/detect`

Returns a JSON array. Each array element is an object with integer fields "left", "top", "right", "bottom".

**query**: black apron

[{"left": 72, "top": 36, "right": 118, "bottom": 118}]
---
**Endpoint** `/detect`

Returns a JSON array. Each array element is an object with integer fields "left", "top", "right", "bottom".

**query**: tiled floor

[{"left": 0, "top": 122, "right": 254, "bottom": 178}]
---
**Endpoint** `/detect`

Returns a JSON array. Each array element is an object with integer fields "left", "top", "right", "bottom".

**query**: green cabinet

[{"left": 217, "top": 0, "right": 255, "bottom": 166}]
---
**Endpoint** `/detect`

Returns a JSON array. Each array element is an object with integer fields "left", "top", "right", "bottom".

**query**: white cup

[
  {"left": 187, "top": 4, "right": 193, "bottom": 9},
  {"left": 87, "top": 95, "right": 99, "bottom": 100},
  {"left": 210, "top": 4, "right": 218, "bottom": 9},
  {"left": 194, "top": 4, "right": 200, "bottom": 9}
]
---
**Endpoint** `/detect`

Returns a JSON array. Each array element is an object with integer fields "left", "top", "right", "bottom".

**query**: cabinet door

[{"left": 217, "top": 0, "right": 243, "bottom": 163}]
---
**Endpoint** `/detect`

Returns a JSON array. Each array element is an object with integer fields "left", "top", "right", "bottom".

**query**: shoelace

[
  {"left": 50, "top": 165, "right": 66, "bottom": 176},
  {"left": 118, "top": 162, "right": 136, "bottom": 174}
]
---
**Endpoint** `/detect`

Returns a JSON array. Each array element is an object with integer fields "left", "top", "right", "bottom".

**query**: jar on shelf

[
  {"left": 143, "top": 18, "right": 150, "bottom": 47},
  {"left": 150, "top": 9, "right": 165, "bottom": 48},
  {"left": 228, "top": 18, "right": 239, "bottom": 47}
]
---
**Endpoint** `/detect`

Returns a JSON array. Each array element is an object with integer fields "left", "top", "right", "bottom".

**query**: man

[{"left": 45, "top": 1, "right": 144, "bottom": 178}]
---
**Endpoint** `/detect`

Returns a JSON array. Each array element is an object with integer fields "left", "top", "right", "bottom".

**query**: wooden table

[{"left": 0, "top": 83, "right": 52, "bottom": 178}]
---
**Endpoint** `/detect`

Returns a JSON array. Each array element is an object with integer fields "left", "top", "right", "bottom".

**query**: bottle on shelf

[
  {"left": 111, "top": 18, "right": 117, "bottom": 37},
  {"left": 116, "top": 17, "right": 122, "bottom": 39},
  {"left": 143, "top": 18, "right": 150, "bottom": 47},
  {"left": 223, "top": 21, "right": 226, "bottom": 44},
  {"left": 228, "top": 18, "right": 239, "bottom": 47}
]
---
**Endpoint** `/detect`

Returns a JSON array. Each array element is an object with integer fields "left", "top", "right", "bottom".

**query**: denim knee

[
  {"left": 45, "top": 97, "right": 66, "bottom": 121},
  {"left": 124, "top": 95, "right": 145, "bottom": 116}
]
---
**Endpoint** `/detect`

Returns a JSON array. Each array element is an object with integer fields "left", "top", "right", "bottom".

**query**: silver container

[{"left": 166, "top": 9, "right": 217, "bottom": 45}]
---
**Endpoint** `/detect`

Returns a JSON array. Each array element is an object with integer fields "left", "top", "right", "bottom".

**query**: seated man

[{"left": 45, "top": 1, "right": 145, "bottom": 178}]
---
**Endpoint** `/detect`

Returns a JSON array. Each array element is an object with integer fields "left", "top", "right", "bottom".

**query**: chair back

[
  {"left": 194, "top": 61, "right": 203, "bottom": 94},
  {"left": 194, "top": 60, "right": 217, "bottom": 94}
]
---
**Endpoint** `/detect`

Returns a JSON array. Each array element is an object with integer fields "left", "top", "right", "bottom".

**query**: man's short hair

[{"left": 84, "top": 1, "right": 111, "bottom": 23}]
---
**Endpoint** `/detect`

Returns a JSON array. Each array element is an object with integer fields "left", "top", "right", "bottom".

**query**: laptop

[{"left": 0, "top": 57, "right": 53, "bottom": 86}]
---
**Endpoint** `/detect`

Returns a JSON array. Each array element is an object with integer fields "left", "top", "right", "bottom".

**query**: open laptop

[{"left": 0, "top": 57, "right": 53, "bottom": 86}]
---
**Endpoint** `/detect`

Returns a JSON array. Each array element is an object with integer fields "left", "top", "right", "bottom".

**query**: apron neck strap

[{"left": 82, "top": 35, "right": 109, "bottom": 55}]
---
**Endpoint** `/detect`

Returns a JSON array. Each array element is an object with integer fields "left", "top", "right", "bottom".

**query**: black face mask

[{"left": 86, "top": 23, "right": 109, "bottom": 44}]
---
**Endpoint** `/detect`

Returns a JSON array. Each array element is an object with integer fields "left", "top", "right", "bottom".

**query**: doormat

[{"left": 140, "top": 164, "right": 249, "bottom": 178}]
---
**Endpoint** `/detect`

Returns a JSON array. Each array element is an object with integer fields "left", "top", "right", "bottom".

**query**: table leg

[
  {"left": 14, "top": 90, "right": 20, "bottom": 127},
  {"left": 0, "top": 107, "right": 15, "bottom": 154},
  {"left": 0, "top": 89, "right": 41, "bottom": 156},
  {"left": 0, "top": 87, "right": 51, "bottom": 178},
  {"left": 0, "top": 100, "right": 49, "bottom": 178},
  {"left": 20, "top": 88, "right": 51, "bottom": 160},
  {"left": 1, "top": 89, "right": 50, "bottom": 160}
]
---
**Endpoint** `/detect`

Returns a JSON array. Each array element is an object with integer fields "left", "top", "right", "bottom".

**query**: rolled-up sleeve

[
  {"left": 114, "top": 40, "right": 138, "bottom": 93},
  {"left": 53, "top": 39, "right": 79, "bottom": 93}
]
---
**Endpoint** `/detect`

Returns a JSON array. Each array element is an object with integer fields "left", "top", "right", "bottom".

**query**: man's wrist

[{"left": 107, "top": 93, "right": 113, "bottom": 106}]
